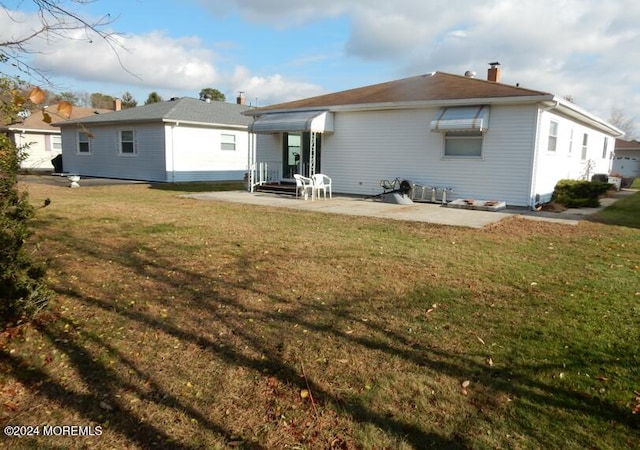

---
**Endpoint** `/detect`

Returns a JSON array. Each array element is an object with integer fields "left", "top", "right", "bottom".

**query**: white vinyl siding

[
  {"left": 532, "top": 110, "right": 615, "bottom": 202},
  {"left": 321, "top": 105, "right": 537, "bottom": 206}
]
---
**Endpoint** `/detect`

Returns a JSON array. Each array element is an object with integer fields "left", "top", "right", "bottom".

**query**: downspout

[{"left": 529, "top": 100, "right": 559, "bottom": 209}]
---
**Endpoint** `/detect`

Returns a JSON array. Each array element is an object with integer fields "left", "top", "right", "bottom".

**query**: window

[
  {"left": 119, "top": 130, "right": 136, "bottom": 155},
  {"left": 568, "top": 128, "right": 574, "bottom": 155},
  {"left": 51, "top": 135, "right": 62, "bottom": 152},
  {"left": 581, "top": 133, "right": 588, "bottom": 160},
  {"left": 602, "top": 137, "right": 608, "bottom": 159},
  {"left": 221, "top": 133, "right": 236, "bottom": 151},
  {"left": 444, "top": 131, "right": 483, "bottom": 158},
  {"left": 77, "top": 131, "right": 91, "bottom": 154},
  {"left": 547, "top": 120, "right": 558, "bottom": 152}
]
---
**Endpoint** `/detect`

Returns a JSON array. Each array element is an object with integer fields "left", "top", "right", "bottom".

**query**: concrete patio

[{"left": 183, "top": 190, "right": 635, "bottom": 229}]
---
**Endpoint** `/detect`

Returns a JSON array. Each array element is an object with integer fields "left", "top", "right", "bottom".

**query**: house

[
  {"left": 612, "top": 139, "right": 640, "bottom": 179},
  {"left": 244, "top": 64, "right": 624, "bottom": 207},
  {"left": 56, "top": 97, "right": 253, "bottom": 182},
  {"left": 1, "top": 105, "right": 112, "bottom": 171}
]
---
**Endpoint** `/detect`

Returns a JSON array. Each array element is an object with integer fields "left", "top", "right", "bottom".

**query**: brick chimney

[
  {"left": 236, "top": 91, "right": 245, "bottom": 105},
  {"left": 114, "top": 98, "right": 122, "bottom": 111},
  {"left": 487, "top": 62, "right": 501, "bottom": 83}
]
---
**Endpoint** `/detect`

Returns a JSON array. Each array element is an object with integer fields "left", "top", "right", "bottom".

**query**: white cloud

[
  {"left": 230, "top": 66, "right": 324, "bottom": 106},
  {"left": 29, "top": 30, "right": 219, "bottom": 91},
  {"left": 3, "top": 0, "right": 640, "bottom": 132}
]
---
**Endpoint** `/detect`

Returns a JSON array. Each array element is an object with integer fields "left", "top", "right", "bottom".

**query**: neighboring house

[
  {"left": 1, "top": 106, "right": 112, "bottom": 171},
  {"left": 612, "top": 139, "right": 640, "bottom": 179},
  {"left": 55, "top": 97, "right": 253, "bottom": 182},
  {"left": 244, "top": 65, "right": 624, "bottom": 207}
]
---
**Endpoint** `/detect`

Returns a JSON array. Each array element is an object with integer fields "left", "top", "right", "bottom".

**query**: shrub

[
  {"left": 552, "top": 179, "right": 612, "bottom": 208},
  {"left": 0, "top": 131, "right": 50, "bottom": 327}
]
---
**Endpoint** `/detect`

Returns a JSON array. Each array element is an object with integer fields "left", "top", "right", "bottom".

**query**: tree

[
  {"left": 90, "top": 92, "right": 115, "bottom": 109},
  {"left": 1, "top": 1, "right": 122, "bottom": 327},
  {"left": 52, "top": 91, "right": 80, "bottom": 105},
  {"left": 0, "top": 1, "right": 121, "bottom": 84},
  {"left": 145, "top": 91, "right": 163, "bottom": 104},
  {"left": 121, "top": 91, "right": 137, "bottom": 109},
  {"left": 0, "top": 79, "right": 50, "bottom": 327},
  {"left": 199, "top": 88, "right": 226, "bottom": 102},
  {"left": 609, "top": 108, "right": 636, "bottom": 140}
]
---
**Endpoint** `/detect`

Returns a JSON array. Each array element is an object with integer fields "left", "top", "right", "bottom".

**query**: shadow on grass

[
  {"left": 6, "top": 223, "right": 639, "bottom": 447},
  {"left": 148, "top": 181, "right": 245, "bottom": 193}
]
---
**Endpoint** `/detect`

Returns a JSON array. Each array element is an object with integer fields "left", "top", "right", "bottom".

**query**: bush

[
  {"left": 0, "top": 133, "right": 50, "bottom": 327},
  {"left": 552, "top": 179, "right": 613, "bottom": 208}
]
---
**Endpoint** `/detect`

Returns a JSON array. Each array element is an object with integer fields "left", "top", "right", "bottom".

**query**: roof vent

[{"left": 464, "top": 70, "right": 476, "bottom": 78}]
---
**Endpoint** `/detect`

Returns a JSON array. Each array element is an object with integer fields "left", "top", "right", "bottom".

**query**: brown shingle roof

[
  {"left": 250, "top": 71, "right": 551, "bottom": 113},
  {"left": 615, "top": 139, "right": 640, "bottom": 150},
  {"left": 4, "top": 106, "right": 112, "bottom": 131}
]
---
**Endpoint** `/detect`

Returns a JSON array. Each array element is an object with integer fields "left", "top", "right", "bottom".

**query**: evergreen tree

[
  {"left": 0, "top": 79, "right": 50, "bottom": 327},
  {"left": 121, "top": 91, "right": 137, "bottom": 109},
  {"left": 145, "top": 92, "right": 163, "bottom": 104}
]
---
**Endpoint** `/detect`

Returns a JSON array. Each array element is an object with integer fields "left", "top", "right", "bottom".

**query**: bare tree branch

[{"left": 1, "top": 0, "right": 138, "bottom": 84}]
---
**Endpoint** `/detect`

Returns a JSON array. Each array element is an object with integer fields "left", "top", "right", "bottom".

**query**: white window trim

[
  {"left": 568, "top": 128, "right": 574, "bottom": 155},
  {"left": 547, "top": 120, "right": 558, "bottom": 152},
  {"left": 221, "top": 133, "right": 236, "bottom": 151},
  {"left": 119, "top": 129, "right": 137, "bottom": 156},
  {"left": 442, "top": 131, "right": 484, "bottom": 159},
  {"left": 77, "top": 131, "right": 91, "bottom": 154},
  {"left": 581, "top": 133, "right": 589, "bottom": 160},
  {"left": 51, "top": 134, "right": 62, "bottom": 152}
]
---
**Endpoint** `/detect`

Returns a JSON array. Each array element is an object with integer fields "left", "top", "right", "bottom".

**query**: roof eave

[
  {"left": 245, "top": 96, "right": 555, "bottom": 116},
  {"left": 161, "top": 119, "right": 249, "bottom": 129},
  {"left": 548, "top": 96, "right": 625, "bottom": 137}
]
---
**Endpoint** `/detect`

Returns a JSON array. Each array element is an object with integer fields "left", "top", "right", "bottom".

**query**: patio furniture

[
  {"left": 293, "top": 174, "right": 314, "bottom": 200},
  {"left": 311, "top": 173, "right": 332, "bottom": 199}
]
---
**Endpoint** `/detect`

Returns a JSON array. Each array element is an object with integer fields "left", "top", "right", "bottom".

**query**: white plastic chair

[
  {"left": 311, "top": 173, "right": 332, "bottom": 199},
  {"left": 293, "top": 174, "right": 314, "bottom": 200}
]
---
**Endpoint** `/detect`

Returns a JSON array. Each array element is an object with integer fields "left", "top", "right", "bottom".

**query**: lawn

[{"left": 2, "top": 180, "right": 639, "bottom": 449}]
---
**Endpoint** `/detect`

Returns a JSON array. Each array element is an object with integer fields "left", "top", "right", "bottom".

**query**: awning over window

[
  {"left": 430, "top": 106, "right": 490, "bottom": 132},
  {"left": 249, "top": 110, "right": 334, "bottom": 134}
]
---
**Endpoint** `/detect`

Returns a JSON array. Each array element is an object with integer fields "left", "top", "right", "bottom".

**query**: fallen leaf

[
  {"left": 477, "top": 336, "right": 485, "bottom": 345},
  {"left": 4, "top": 401, "right": 18, "bottom": 411},
  {"left": 487, "top": 357, "right": 494, "bottom": 367},
  {"left": 300, "top": 389, "right": 309, "bottom": 399},
  {"left": 462, "top": 380, "right": 471, "bottom": 388}
]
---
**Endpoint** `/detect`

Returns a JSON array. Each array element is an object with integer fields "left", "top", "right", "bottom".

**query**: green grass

[
  {"left": 590, "top": 190, "right": 640, "bottom": 228},
  {"left": 1, "top": 180, "right": 639, "bottom": 449},
  {"left": 631, "top": 177, "right": 640, "bottom": 189}
]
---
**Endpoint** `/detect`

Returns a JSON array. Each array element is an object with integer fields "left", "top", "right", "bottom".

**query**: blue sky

[{"left": 2, "top": 0, "right": 640, "bottom": 135}]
